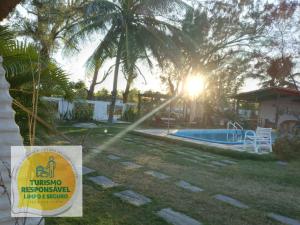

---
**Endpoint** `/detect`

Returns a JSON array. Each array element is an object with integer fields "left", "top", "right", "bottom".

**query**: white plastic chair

[{"left": 244, "top": 127, "right": 272, "bottom": 153}]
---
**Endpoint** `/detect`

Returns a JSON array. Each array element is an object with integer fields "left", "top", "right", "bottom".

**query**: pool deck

[{"left": 134, "top": 129, "right": 269, "bottom": 154}]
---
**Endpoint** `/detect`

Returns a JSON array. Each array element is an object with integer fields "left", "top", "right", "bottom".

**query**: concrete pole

[{"left": 0, "top": 56, "right": 44, "bottom": 224}]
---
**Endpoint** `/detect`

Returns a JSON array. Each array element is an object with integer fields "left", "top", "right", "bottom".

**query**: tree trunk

[
  {"left": 123, "top": 75, "right": 134, "bottom": 104},
  {"left": 108, "top": 35, "right": 123, "bottom": 123},
  {"left": 0, "top": 0, "right": 22, "bottom": 21},
  {"left": 87, "top": 61, "right": 101, "bottom": 100}
]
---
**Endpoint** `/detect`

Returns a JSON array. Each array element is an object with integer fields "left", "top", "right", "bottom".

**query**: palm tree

[
  {"left": 1, "top": 25, "right": 72, "bottom": 144},
  {"left": 66, "top": 0, "right": 190, "bottom": 122}
]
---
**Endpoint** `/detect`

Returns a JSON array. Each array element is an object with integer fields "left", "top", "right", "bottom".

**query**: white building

[{"left": 234, "top": 87, "right": 300, "bottom": 131}]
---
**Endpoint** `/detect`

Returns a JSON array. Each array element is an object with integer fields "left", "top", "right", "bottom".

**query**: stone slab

[
  {"left": 157, "top": 208, "right": 202, "bottom": 225},
  {"left": 121, "top": 161, "right": 142, "bottom": 170},
  {"left": 82, "top": 166, "right": 95, "bottom": 175},
  {"left": 202, "top": 154, "right": 216, "bottom": 159},
  {"left": 277, "top": 161, "right": 288, "bottom": 166},
  {"left": 176, "top": 151, "right": 191, "bottom": 156},
  {"left": 114, "top": 190, "right": 151, "bottom": 206},
  {"left": 268, "top": 213, "right": 300, "bottom": 225},
  {"left": 211, "top": 161, "right": 228, "bottom": 167},
  {"left": 193, "top": 156, "right": 207, "bottom": 161},
  {"left": 176, "top": 180, "right": 203, "bottom": 192},
  {"left": 89, "top": 176, "right": 119, "bottom": 188},
  {"left": 73, "top": 123, "right": 98, "bottom": 128},
  {"left": 220, "top": 159, "right": 237, "bottom": 165},
  {"left": 214, "top": 194, "right": 249, "bottom": 209},
  {"left": 107, "top": 154, "right": 121, "bottom": 160},
  {"left": 145, "top": 170, "right": 170, "bottom": 180},
  {"left": 184, "top": 158, "right": 198, "bottom": 163}
]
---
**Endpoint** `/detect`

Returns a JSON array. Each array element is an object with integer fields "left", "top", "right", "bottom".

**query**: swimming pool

[{"left": 172, "top": 129, "right": 251, "bottom": 145}]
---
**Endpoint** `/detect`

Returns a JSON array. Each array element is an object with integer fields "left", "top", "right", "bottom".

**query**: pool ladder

[{"left": 227, "top": 121, "right": 243, "bottom": 142}]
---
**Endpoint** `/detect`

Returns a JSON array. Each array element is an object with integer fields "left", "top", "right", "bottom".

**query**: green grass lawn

[{"left": 46, "top": 123, "right": 300, "bottom": 225}]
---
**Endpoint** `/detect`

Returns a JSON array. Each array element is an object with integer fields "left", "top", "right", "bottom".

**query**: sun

[{"left": 185, "top": 75, "right": 205, "bottom": 97}]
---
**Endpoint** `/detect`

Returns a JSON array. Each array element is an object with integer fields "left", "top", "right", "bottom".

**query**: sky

[
  {"left": 54, "top": 40, "right": 260, "bottom": 94},
  {"left": 10, "top": 3, "right": 261, "bottom": 95},
  {"left": 54, "top": 40, "right": 165, "bottom": 94},
  {"left": 52, "top": 0, "right": 261, "bottom": 95}
]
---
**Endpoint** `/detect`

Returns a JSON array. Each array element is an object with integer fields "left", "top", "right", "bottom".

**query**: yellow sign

[{"left": 11, "top": 146, "right": 82, "bottom": 217}]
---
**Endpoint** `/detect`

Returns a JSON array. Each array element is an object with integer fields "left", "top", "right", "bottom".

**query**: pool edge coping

[{"left": 131, "top": 129, "right": 275, "bottom": 161}]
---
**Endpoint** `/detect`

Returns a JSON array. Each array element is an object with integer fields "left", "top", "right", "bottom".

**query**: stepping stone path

[
  {"left": 145, "top": 170, "right": 170, "bottom": 180},
  {"left": 176, "top": 151, "right": 191, "bottom": 156},
  {"left": 73, "top": 123, "right": 98, "bottom": 128},
  {"left": 107, "top": 154, "right": 121, "bottom": 160},
  {"left": 211, "top": 161, "right": 228, "bottom": 167},
  {"left": 176, "top": 180, "right": 203, "bottom": 192},
  {"left": 82, "top": 166, "right": 95, "bottom": 175},
  {"left": 89, "top": 176, "right": 119, "bottom": 188},
  {"left": 157, "top": 208, "right": 202, "bottom": 225},
  {"left": 193, "top": 156, "right": 207, "bottom": 161},
  {"left": 214, "top": 194, "right": 249, "bottom": 209},
  {"left": 114, "top": 190, "right": 151, "bottom": 206},
  {"left": 268, "top": 213, "right": 300, "bottom": 225},
  {"left": 220, "top": 159, "right": 237, "bottom": 165},
  {"left": 202, "top": 155, "right": 216, "bottom": 159},
  {"left": 277, "top": 161, "right": 288, "bottom": 166},
  {"left": 121, "top": 161, "right": 143, "bottom": 170}
]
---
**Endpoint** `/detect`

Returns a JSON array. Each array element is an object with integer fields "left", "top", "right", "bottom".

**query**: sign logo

[
  {"left": 11, "top": 146, "right": 82, "bottom": 217},
  {"left": 36, "top": 156, "right": 56, "bottom": 178}
]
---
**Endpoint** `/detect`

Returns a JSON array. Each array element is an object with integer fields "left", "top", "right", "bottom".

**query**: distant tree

[
  {"left": 253, "top": 0, "right": 300, "bottom": 89},
  {"left": 261, "top": 56, "right": 297, "bottom": 89},
  {"left": 95, "top": 88, "right": 111, "bottom": 101},
  {"left": 69, "top": 81, "right": 88, "bottom": 99},
  {"left": 160, "top": 61, "right": 182, "bottom": 96},
  {"left": 11, "top": 0, "right": 80, "bottom": 60},
  {"left": 158, "top": 0, "right": 273, "bottom": 125},
  {"left": 126, "top": 88, "right": 140, "bottom": 103}
]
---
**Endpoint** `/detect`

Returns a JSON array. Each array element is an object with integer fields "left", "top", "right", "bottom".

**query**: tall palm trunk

[
  {"left": 108, "top": 35, "right": 123, "bottom": 123},
  {"left": 87, "top": 61, "right": 101, "bottom": 100},
  {"left": 123, "top": 73, "right": 134, "bottom": 103}
]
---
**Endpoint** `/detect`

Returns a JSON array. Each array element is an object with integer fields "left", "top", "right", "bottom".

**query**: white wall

[
  {"left": 259, "top": 97, "right": 300, "bottom": 126},
  {"left": 42, "top": 97, "right": 135, "bottom": 121}
]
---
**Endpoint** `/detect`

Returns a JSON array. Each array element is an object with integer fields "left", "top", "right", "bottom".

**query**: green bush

[
  {"left": 122, "top": 108, "right": 138, "bottom": 122},
  {"left": 273, "top": 136, "right": 300, "bottom": 160},
  {"left": 73, "top": 102, "right": 94, "bottom": 121}
]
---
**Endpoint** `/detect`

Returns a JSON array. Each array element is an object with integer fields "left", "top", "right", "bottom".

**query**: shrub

[
  {"left": 73, "top": 102, "right": 94, "bottom": 121},
  {"left": 122, "top": 108, "right": 138, "bottom": 122},
  {"left": 273, "top": 136, "right": 300, "bottom": 160}
]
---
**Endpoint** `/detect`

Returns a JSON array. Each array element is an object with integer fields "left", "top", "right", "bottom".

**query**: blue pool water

[{"left": 172, "top": 129, "right": 251, "bottom": 145}]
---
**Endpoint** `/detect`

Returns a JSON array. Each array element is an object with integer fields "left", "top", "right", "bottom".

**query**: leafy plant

[
  {"left": 73, "top": 102, "right": 94, "bottom": 121},
  {"left": 273, "top": 136, "right": 300, "bottom": 160},
  {"left": 1, "top": 25, "right": 72, "bottom": 144},
  {"left": 122, "top": 107, "right": 138, "bottom": 122}
]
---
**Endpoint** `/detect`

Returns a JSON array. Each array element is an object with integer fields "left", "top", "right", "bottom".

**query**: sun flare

[{"left": 185, "top": 75, "right": 205, "bottom": 97}]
